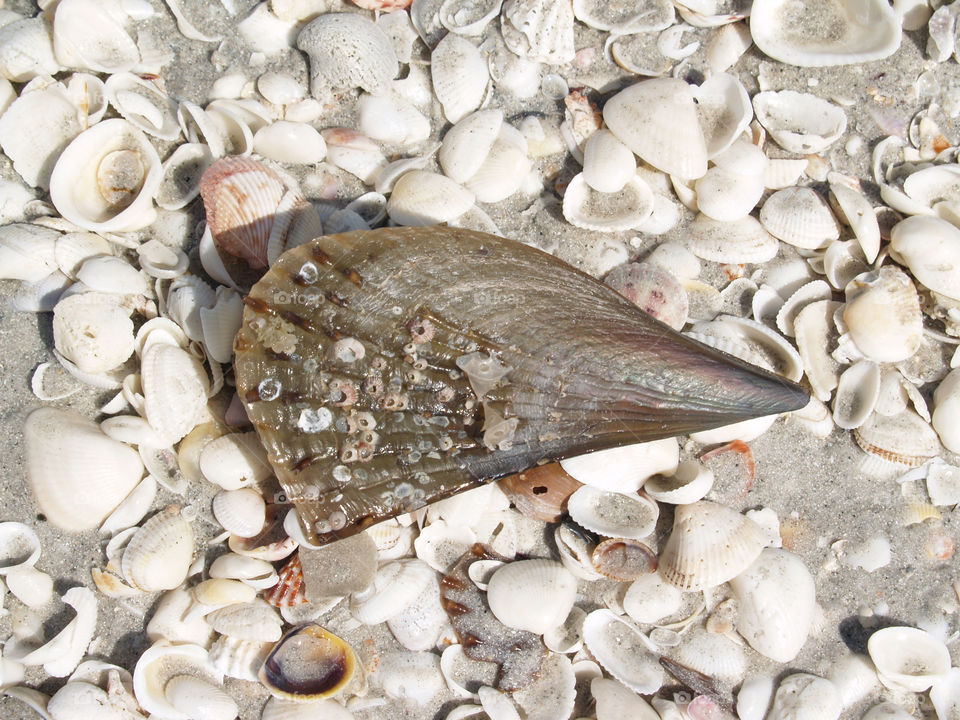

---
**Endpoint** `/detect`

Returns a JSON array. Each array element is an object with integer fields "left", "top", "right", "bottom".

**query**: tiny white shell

[
  {"left": 212, "top": 488, "right": 266, "bottom": 538},
  {"left": 380, "top": 651, "right": 445, "bottom": 706},
  {"left": 486, "top": 559, "right": 577, "bottom": 635},
  {"left": 890, "top": 215, "right": 960, "bottom": 301},
  {"left": 829, "top": 182, "right": 880, "bottom": 264},
  {"left": 208, "top": 635, "right": 271, "bottom": 682},
  {"left": 141, "top": 342, "right": 210, "bottom": 446},
  {"left": 200, "top": 286, "right": 244, "bottom": 364},
  {"left": 0, "top": 222, "right": 60, "bottom": 281},
  {"left": 694, "top": 72, "right": 753, "bottom": 158},
  {"left": 643, "top": 460, "right": 714, "bottom": 504},
  {"left": 501, "top": 0, "right": 576, "bottom": 65},
  {"left": 0, "top": 17, "right": 59, "bottom": 82},
  {"left": 253, "top": 121, "right": 327, "bottom": 164},
  {"left": 843, "top": 267, "right": 923, "bottom": 364},
  {"left": 209, "top": 553, "right": 278, "bottom": 590}
]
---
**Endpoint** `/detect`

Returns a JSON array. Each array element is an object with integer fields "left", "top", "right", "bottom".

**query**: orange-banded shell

[
  {"left": 852, "top": 410, "right": 941, "bottom": 467},
  {"left": 265, "top": 553, "right": 307, "bottom": 607},
  {"left": 199, "top": 156, "right": 322, "bottom": 272},
  {"left": 498, "top": 463, "right": 582, "bottom": 522},
  {"left": 258, "top": 624, "right": 359, "bottom": 701},
  {"left": 233, "top": 228, "right": 808, "bottom": 546}
]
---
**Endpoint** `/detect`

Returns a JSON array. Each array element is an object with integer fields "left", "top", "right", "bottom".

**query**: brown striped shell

[{"left": 234, "top": 227, "right": 808, "bottom": 545}]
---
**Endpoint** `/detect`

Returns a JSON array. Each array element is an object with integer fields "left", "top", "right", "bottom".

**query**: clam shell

[
  {"left": 890, "top": 215, "right": 960, "bottom": 301},
  {"left": 53, "top": 0, "right": 139, "bottom": 73},
  {"left": 439, "top": 109, "right": 504, "bottom": 184},
  {"left": 0, "top": 78, "right": 80, "bottom": 189},
  {"left": 141, "top": 342, "right": 210, "bottom": 446},
  {"left": 386, "top": 169, "right": 475, "bottom": 225},
  {"left": 463, "top": 130, "right": 531, "bottom": 203},
  {"left": 605, "top": 261, "right": 689, "bottom": 331},
  {"left": 322, "top": 128, "right": 388, "bottom": 185},
  {"left": 380, "top": 651, "right": 445, "bottom": 705},
  {"left": 486, "top": 559, "right": 577, "bottom": 635},
  {"left": 760, "top": 187, "right": 840, "bottom": 250},
  {"left": 431, "top": 33, "right": 489, "bottom": 123},
  {"left": 832, "top": 361, "right": 881, "bottom": 430},
  {"left": 667, "top": 627, "right": 747, "bottom": 685},
  {"left": 386, "top": 572, "right": 451, "bottom": 652},
  {"left": 164, "top": 674, "right": 238, "bottom": 720},
  {"left": 253, "top": 121, "right": 328, "bottom": 164},
  {"left": 603, "top": 78, "right": 707, "bottom": 180},
  {"left": 296, "top": 12, "right": 397, "bottom": 95},
  {"left": 206, "top": 601, "right": 283, "bottom": 642},
  {"left": 0, "top": 222, "right": 60, "bottom": 282},
  {"left": 104, "top": 72, "right": 180, "bottom": 141},
  {"left": 750, "top": 0, "right": 900, "bottom": 67},
  {"left": 591, "top": 677, "right": 660, "bottom": 720},
  {"left": 512, "top": 653, "right": 577, "bottom": 720},
  {"left": 562, "top": 173, "right": 654, "bottom": 232},
  {"left": 234, "top": 228, "right": 807, "bottom": 544},
  {"left": 350, "top": 559, "right": 434, "bottom": 625},
  {"left": 132, "top": 642, "right": 222, "bottom": 719},
  {"left": 829, "top": 182, "right": 880, "bottom": 264},
  {"left": 590, "top": 538, "right": 657, "bottom": 581},
  {"left": 212, "top": 488, "right": 266, "bottom": 538},
  {"left": 208, "top": 636, "right": 272, "bottom": 682},
  {"left": 25, "top": 407, "right": 143, "bottom": 532},
  {"left": 794, "top": 299, "right": 844, "bottom": 402},
  {"left": 695, "top": 166, "right": 764, "bottom": 222},
  {"left": 730, "top": 548, "right": 816, "bottom": 663},
  {"left": 146, "top": 587, "right": 214, "bottom": 645},
  {"left": 581, "top": 609, "right": 662, "bottom": 694},
  {"left": 659, "top": 500, "right": 765, "bottom": 591},
  {"left": 853, "top": 410, "right": 941, "bottom": 468},
  {"left": 259, "top": 624, "right": 359, "bottom": 701},
  {"left": 567, "top": 486, "right": 658, "bottom": 540},
  {"left": 199, "top": 432, "right": 272, "bottom": 491},
  {"left": 623, "top": 571, "right": 683, "bottom": 623},
  {"left": 694, "top": 72, "right": 753, "bottom": 158},
  {"left": 688, "top": 213, "right": 779, "bottom": 264},
  {"left": 753, "top": 91, "right": 847, "bottom": 154},
  {"left": 121, "top": 507, "right": 194, "bottom": 592},
  {"left": 53, "top": 292, "right": 136, "bottom": 374},
  {"left": 209, "top": 553, "right": 278, "bottom": 590},
  {"left": 439, "top": 0, "right": 503, "bottom": 35},
  {"left": 843, "top": 267, "right": 923, "bottom": 363},
  {"left": 358, "top": 93, "right": 431, "bottom": 146},
  {"left": 0, "top": 17, "right": 59, "bottom": 82},
  {"left": 49, "top": 118, "right": 161, "bottom": 232},
  {"left": 582, "top": 129, "right": 636, "bottom": 194}
]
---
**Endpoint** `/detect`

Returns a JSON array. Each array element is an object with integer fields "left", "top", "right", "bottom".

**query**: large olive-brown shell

[{"left": 234, "top": 227, "right": 808, "bottom": 545}]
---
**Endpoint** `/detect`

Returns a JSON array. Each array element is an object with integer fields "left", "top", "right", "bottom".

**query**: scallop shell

[
  {"left": 581, "top": 609, "right": 663, "bottom": 694},
  {"left": 750, "top": 0, "right": 900, "bottom": 67},
  {"left": 212, "top": 488, "right": 266, "bottom": 538},
  {"left": 760, "top": 187, "right": 840, "bottom": 250},
  {"left": 104, "top": 72, "right": 180, "bottom": 141},
  {"left": 842, "top": 267, "right": 923, "bottom": 364},
  {"left": 562, "top": 173, "right": 654, "bottom": 232},
  {"left": 431, "top": 33, "right": 489, "bottom": 123},
  {"left": 234, "top": 228, "right": 807, "bottom": 545},
  {"left": 25, "top": 407, "right": 143, "bottom": 532},
  {"left": 49, "top": 118, "right": 161, "bottom": 232},
  {"left": 486, "top": 559, "right": 576, "bottom": 635},
  {"left": 501, "top": 0, "right": 575, "bottom": 64},
  {"left": 603, "top": 78, "right": 707, "bottom": 180},
  {"left": 753, "top": 91, "right": 847, "bottom": 154},
  {"left": 659, "top": 500, "right": 765, "bottom": 591},
  {"left": 853, "top": 410, "right": 941, "bottom": 468},
  {"left": 199, "top": 156, "right": 322, "bottom": 271},
  {"left": 730, "top": 548, "right": 816, "bottom": 663},
  {"left": 296, "top": 12, "right": 397, "bottom": 95},
  {"left": 0, "top": 17, "right": 59, "bottom": 82},
  {"left": 259, "top": 624, "right": 360, "bottom": 701},
  {"left": 497, "top": 463, "right": 582, "bottom": 522},
  {"left": 121, "top": 507, "right": 194, "bottom": 593},
  {"left": 688, "top": 213, "right": 780, "bottom": 264},
  {"left": 141, "top": 342, "right": 210, "bottom": 446}
]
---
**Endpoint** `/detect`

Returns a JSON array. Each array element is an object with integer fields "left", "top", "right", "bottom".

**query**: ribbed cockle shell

[{"left": 233, "top": 227, "right": 808, "bottom": 545}]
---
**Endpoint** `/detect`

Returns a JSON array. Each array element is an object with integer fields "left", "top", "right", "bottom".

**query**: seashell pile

[{"left": 0, "top": 2, "right": 958, "bottom": 720}]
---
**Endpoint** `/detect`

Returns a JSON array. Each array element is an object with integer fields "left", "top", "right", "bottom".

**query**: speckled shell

[{"left": 233, "top": 227, "right": 808, "bottom": 545}]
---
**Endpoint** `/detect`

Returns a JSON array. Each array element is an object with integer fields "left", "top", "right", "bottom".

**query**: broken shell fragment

[
  {"left": 582, "top": 609, "right": 663, "bottom": 694},
  {"left": 259, "top": 624, "right": 359, "bottom": 701},
  {"left": 867, "top": 626, "right": 951, "bottom": 692},
  {"left": 750, "top": 0, "right": 900, "bottom": 67},
  {"left": 497, "top": 463, "right": 581, "bottom": 522},
  {"left": 591, "top": 538, "right": 657, "bottom": 581},
  {"left": 296, "top": 12, "right": 398, "bottom": 95},
  {"left": 753, "top": 91, "right": 847, "bottom": 154},
  {"left": 890, "top": 215, "right": 960, "bottom": 301}
]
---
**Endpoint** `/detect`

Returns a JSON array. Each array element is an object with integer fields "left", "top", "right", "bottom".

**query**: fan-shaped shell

[
  {"left": 659, "top": 500, "right": 765, "bottom": 591},
  {"left": 843, "top": 267, "right": 923, "bottom": 364},
  {"left": 212, "top": 488, "right": 266, "bottom": 538},
  {"left": 296, "top": 12, "right": 398, "bottom": 95},
  {"left": 689, "top": 214, "right": 779, "bottom": 264},
  {"left": 25, "top": 407, "right": 143, "bottom": 532},
  {"left": 853, "top": 410, "right": 941, "bottom": 468},
  {"left": 750, "top": 0, "right": 900, "bottom": 67},
  {"left": 562, "top": 173, "right": 654, "bottom": 232},
  {"left": 603, "top": 78, "right": 707, "bottom": 180},
  {"left": 431, "top": 33, "right": 488, "bottom": 123},
  {"left": 760, "top": 187, "right": 840, "bottom": 249},
  {"left": 486, "top": 559, "right": 577, "bottom": 634},
  {"left": 121, "top": 507, "right": 194, "bottom": 592},
  {"left": 49, "top": 118, "right": 161, "bottom": 233}
]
